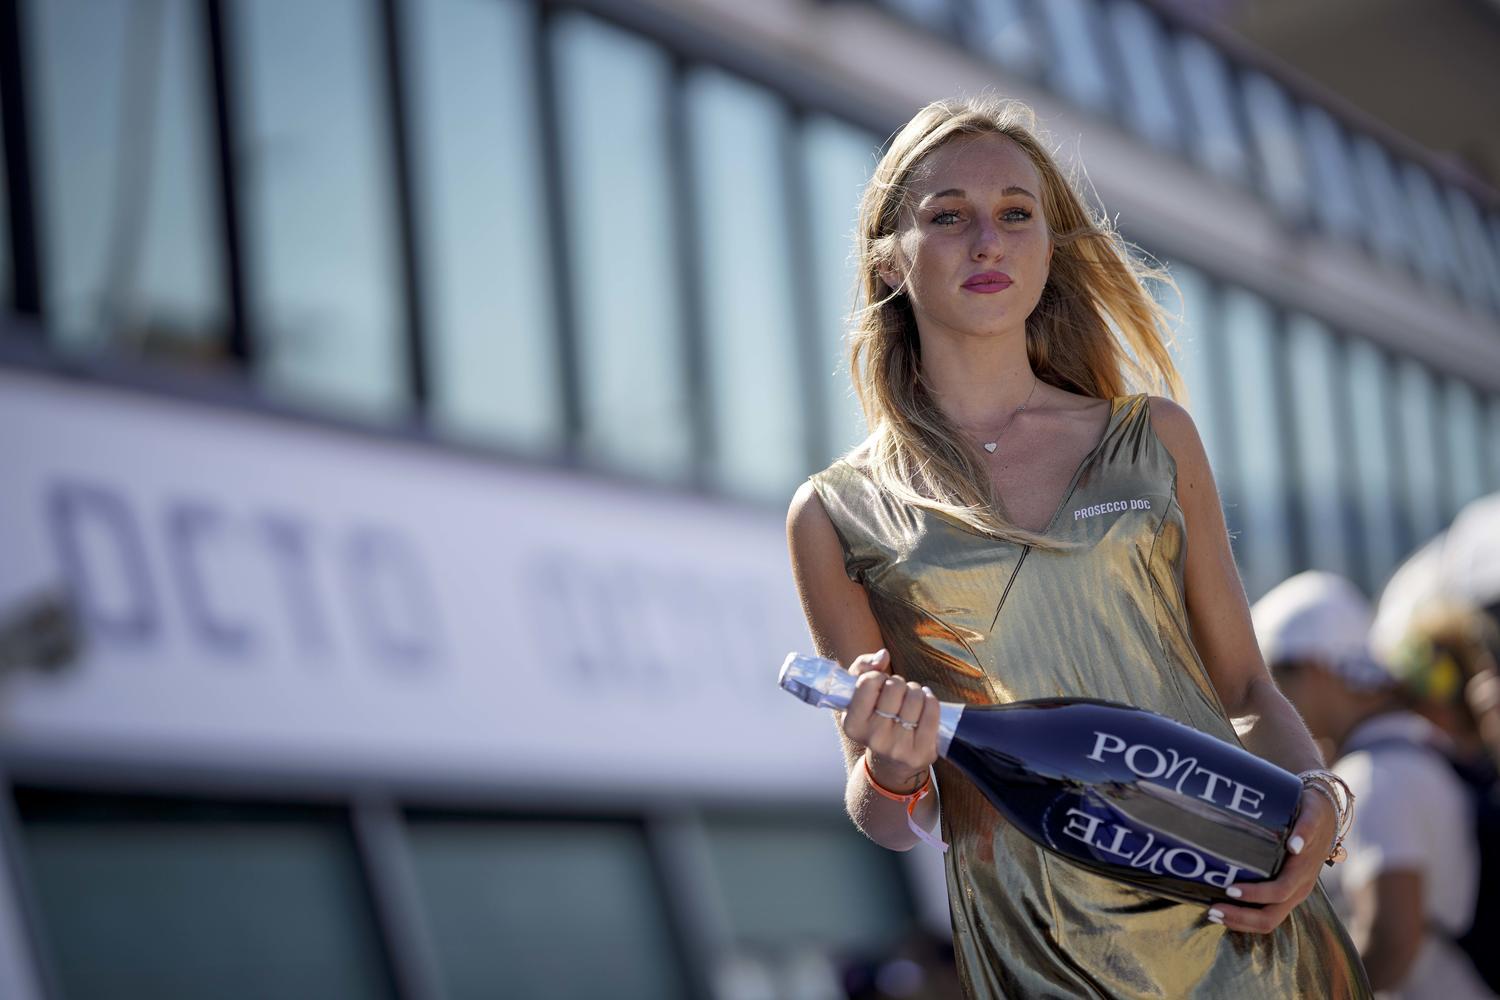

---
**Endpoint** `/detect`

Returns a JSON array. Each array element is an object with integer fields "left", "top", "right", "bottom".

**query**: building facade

[{"left": 1, "top": 0, "right": 1497, "bottom": 997}]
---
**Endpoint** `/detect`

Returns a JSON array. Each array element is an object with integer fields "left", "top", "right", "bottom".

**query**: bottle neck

[{"left": 778, "top": 653, "right": 965, "bottom": 757}]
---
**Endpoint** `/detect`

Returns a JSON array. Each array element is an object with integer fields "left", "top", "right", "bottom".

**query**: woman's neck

[{"left": 919, "top": 329, "right": 1036, "bottom": 429}]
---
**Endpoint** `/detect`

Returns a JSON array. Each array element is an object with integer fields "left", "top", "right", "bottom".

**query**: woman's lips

[{"left": 962, "top": 272, "right": 1013, "bottom": 293}]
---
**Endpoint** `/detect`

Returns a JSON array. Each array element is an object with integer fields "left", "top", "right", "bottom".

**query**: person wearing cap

[{"left": 1253, "top": 571, "right": 1493, "bottom": 999}]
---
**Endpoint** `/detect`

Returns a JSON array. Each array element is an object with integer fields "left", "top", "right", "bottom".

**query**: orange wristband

[
  {"left": 863, "top": 754, "right": 931, "bottom": 802},
  {"left": 863, "top": 755, "right": 948, "bottom": 852}
]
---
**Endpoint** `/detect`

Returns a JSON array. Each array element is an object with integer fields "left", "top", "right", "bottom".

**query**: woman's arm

[
  {"left": 1147, "top": 396, "right": 1338, "bottom": 932},
  {"left": 786, "top": 480, "right": 940, "bottom": 850}
]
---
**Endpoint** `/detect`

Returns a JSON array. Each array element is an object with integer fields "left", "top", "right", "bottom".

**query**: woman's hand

[
  {"left": 838, "top": 649, "right": 941, "bottom": 791},
  {"left": 1206, "top": 785, "right": 1338, "bottom": 933}
]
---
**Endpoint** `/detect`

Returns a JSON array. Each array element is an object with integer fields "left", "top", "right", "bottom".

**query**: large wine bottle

[{"left": 779, "top": 653, "right": 1304, "bottom": 904}]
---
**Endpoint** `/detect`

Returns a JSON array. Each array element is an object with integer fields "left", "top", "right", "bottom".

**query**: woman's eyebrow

[{"left": 923, "top": 186, "right": 1037, "bottom": 202}]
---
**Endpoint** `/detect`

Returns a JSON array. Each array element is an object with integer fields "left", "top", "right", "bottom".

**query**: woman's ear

[{"left": 877, "top": 264, "right": 903, "bottom": 292}]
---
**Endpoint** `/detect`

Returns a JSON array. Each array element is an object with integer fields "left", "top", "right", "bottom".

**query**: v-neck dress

[{"left": 807, "top": 394, "right": 1370, "bottom": 999}]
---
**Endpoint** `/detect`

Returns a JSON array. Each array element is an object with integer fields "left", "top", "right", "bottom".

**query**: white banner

[{"left": 0, "top": 369, "right": 845, "bottom": 796}]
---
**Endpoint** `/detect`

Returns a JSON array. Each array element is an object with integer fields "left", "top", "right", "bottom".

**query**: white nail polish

[
  {"left": 1289, "top": 835, "right": 1305, "bottom": 855},
  {"left": 1207, "top": 908, "right": 1224, "bottom": 924},
  {"left": 1225, "top": 887, "right": 1243, "bottom": 899}
]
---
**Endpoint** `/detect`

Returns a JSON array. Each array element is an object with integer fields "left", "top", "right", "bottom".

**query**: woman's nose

[{"left": 971, "top": 222, "right": 1004, "bottom": 259}]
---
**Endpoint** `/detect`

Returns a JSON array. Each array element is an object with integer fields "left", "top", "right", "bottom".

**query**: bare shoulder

[
  {"left": 787, "top": 479, "right": 831, "bottom": 537},
  {"left": 1144, "top": 395, "right": 1209, "bottom": 472}
]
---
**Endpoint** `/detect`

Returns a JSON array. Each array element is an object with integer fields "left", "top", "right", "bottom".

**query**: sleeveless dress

[{"left": 807, "top": 394, "right": 1371, "bottom": 999}]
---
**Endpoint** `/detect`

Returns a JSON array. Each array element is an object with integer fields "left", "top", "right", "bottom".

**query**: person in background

[{"left": 1254, "top": 571, "right": 1494, "bottom": 999}]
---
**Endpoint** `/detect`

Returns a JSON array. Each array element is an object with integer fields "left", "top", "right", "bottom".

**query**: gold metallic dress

[{"left": 808, "top": 394, "right": 1370, "bottom": 999}]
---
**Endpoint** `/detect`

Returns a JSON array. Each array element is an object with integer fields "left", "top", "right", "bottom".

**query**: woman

[{"left": 785, "top": 96, "right": 1370, "bottom": 998}]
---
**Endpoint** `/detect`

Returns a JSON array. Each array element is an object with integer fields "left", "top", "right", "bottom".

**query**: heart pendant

[{"left": 983, "top": 442, "right": 997, "bottom": 453}]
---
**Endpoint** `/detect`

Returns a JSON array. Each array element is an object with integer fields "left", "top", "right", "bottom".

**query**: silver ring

[
  {"left": 898, "top": 719, "right": 918, "bottom": 731},
  {"left": 873, "top": 709, "right": 901, "bottom": 721}
]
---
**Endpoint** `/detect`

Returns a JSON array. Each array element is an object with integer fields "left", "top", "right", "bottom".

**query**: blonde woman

[{"left": 786, "top": 96, "right": 1370, "bottom": 998}]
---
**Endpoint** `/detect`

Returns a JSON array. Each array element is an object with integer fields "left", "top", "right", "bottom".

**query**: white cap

[{"left": 1251, "top": 571, "right": 1391, "bottom": 690}]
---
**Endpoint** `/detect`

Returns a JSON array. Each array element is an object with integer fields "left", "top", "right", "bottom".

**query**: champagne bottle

[{"left": 779, "top": 653, "right": 1304, "bottom": 904}]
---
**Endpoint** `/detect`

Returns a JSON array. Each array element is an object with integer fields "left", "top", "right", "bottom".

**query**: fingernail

[
  {"left": 877, "top": 647, "right": 888, "bottom": 660},
  {"left": 1207, "top": 908, "right": 1224, "bottom": 924},
  {"left": 922, "top": 686, "right": 933, "bottom": 696},
  {"left": 1289, "top": 835, "right": 1305, "bottom": 855},
  {"left": 1225, "top": 887, "right": 1242, "bottom": 899}
]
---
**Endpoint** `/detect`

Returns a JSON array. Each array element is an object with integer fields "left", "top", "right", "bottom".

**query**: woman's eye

[
  {"left": 1003, "top": 209, "right": 1032, "bottom": 222},
  {"left": 932, "top": 210, "right": 961, "bottom": 225}
]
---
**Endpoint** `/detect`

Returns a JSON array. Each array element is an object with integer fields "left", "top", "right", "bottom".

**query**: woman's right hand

[{"left": 838, "top": 648, "right": 941, "bottom": 791}]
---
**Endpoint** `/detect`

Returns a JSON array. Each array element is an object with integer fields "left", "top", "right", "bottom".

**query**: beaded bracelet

[{"left": 1297, "top": 768, "right": 1355, "bottom": 866}]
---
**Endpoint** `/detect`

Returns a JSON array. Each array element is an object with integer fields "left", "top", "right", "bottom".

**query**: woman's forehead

[{"left": 909, "top": 134, "right": 1039, "bottom": 197}]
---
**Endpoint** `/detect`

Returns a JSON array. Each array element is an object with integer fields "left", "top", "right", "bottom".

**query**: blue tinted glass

[
  {"left": 406, "top": 0, "right": 561, "bottom": 453},
  {"left": 1241, "top": 72, "right": 1309, "bottom": 222},
  {"left": 1175, "top": 34, "right": 1249, "bottom": 184},
  {"left": 1038, "top": 0, "right": 1114, "bottom": 114},
  {"left": 1443, "top": 186, "right": 1500, "bottom": 315},
  {"left": 236, "top": 0, "right": 406, "bottom": 420},
  {"left": 1286, "top": 316, "right": 1352, "bottom": 576},
  {"left": 876, "top": 0, "right": 955, "bottom": 32},
  {"left": 1344, "top": 339, "right": 1402, "bottom": 590},
  {"left": 1442, "top": 378, "right": 1487, "bottom": 517},
  {"left": 1394, "top": 359, "right": 1445, "bottom": 547},
  {"left": 687, "top": 69, "right": 805, "bottom": 502},
  {"left": 803, "top": 116, "right": 874, "bottom": 460},
  {"left": 554, "top": 14, "right": 692, "bottom": 482},
  {"left": 406, "top": 817, "right": 688, "bottom": 1000},
  {"left": 1108, "top": 2, "right": 1182, "bottom": 149},
  {"left": 1399, "top": 162, "right": 1463, "bottom": 295},
  {"left": 1489, "top": 395, "right": 1500, "bottom": 492},
  {"left": 1350, "top": 137, "right": 1414, "bottom": 273},
  {"left": 704, "top": 813, "right": 911, "bottom": 954},
  {"left": 968, "top": 0, "right": 1045, "bottom": 77},
  {"left": 1220, "top": 288, "right": 1292, "bottom": 599},
  {"left": 27, "top": 0, "right": 225, "bottom": 359},
  {"left": 1299, "top": 106, "right": 1363, "bottom": 244},
  {"left": 1160, "top": 262, "right": 1229, "bottom": 473},
  {"left": 17, "top": 794, "right": 394, "bottom": 1000}
]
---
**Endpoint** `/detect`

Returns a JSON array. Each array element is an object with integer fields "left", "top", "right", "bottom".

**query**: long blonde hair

[{"left": 849, "top": 95, "right": 1186, "bottom": 548}]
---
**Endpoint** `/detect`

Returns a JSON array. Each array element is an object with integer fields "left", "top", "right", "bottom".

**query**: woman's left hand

[{"left": 1205, "top": 786, "right": 1336, "bottom": 934}]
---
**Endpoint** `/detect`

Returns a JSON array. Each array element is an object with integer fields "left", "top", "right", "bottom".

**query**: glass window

[
  {"left": 967, "top": 0, "right": 1045, "bottom": 78},
  {"left": 1394, "top": 359, "right": 1446, "bottom": 547},
  {"left": 1219, "top": 288, "right": 1293, "bottom": 600},
  {"left": 1174, "top": 33, "right": 1250, "bottom": 184},
  {"left": 1443, "top": 186, "right": 1500, "bottom": 316},
  {"left": 1160, "top": 262, "right": 1230, "bottom": 474},
  {"left": 1344, "top": 339, "right": 1403, "bottom": 591},
  {"left": 405, "top": 815, "right": 687, "bottom": 1000},
  {"left": 0, "top": 92, "right": 8, "bottom": 310},
  {"left": 703, "top": 812, "right": 910, "bottom": 955},
  {"left": 1286, "top": 316, "right": 1352, "bottom": 576},
  {"left": 802, "top": 116, "right": 874, "bottom": 461},
  {"left": 1489, "top": 395, "right": 1500, "bottom": 493},
  {"left": 687, "top": 69, "right": 807, "bottom": 502},
  {"left": 1038, "top": 0, "right": 1114, "bottom": 115},
  {"left": 553, "top": 14, "right": 692, "bottom": 483},
  {"left": 1398, "top": 162, "right": 1463, "bottom": 296},
  {"left": 404, "top": 0, "right": 561, "bottom": 453},
  {"left": 1299, "top": 106, "right": 1364, "bottom": 245},
  {"left": 235, "top": 0, "right": 406, "bottom": 420},
  {"left": 1350, "top": 137, "right": 1414, "bottom": 274},
  {"left": 1240, "top": 72, "right": 1309, "bottom": 223},
  {"left": 1442, "top": 378, "right": 1487, "bottom": 517},
  {"left": 876, "top": 0, "right": 956, "bottom": 32},
  {"left": 26, "top": 0, "right": 225, "bottom": 360},
  {"left": 1107, "top": 1, "right": 1182, "bottom": 150},
  {"left": 14, "top": 790, "right": 394, "bottom": 999}
]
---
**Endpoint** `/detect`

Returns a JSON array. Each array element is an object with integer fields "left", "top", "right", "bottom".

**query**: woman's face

[{"left": 880, "top": 133, "right": 1054, "bottom": 342}]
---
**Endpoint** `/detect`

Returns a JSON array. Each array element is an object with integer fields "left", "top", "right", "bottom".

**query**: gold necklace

[{"left": 973, "top": 376, "right": 1038, "bottom": 454}]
